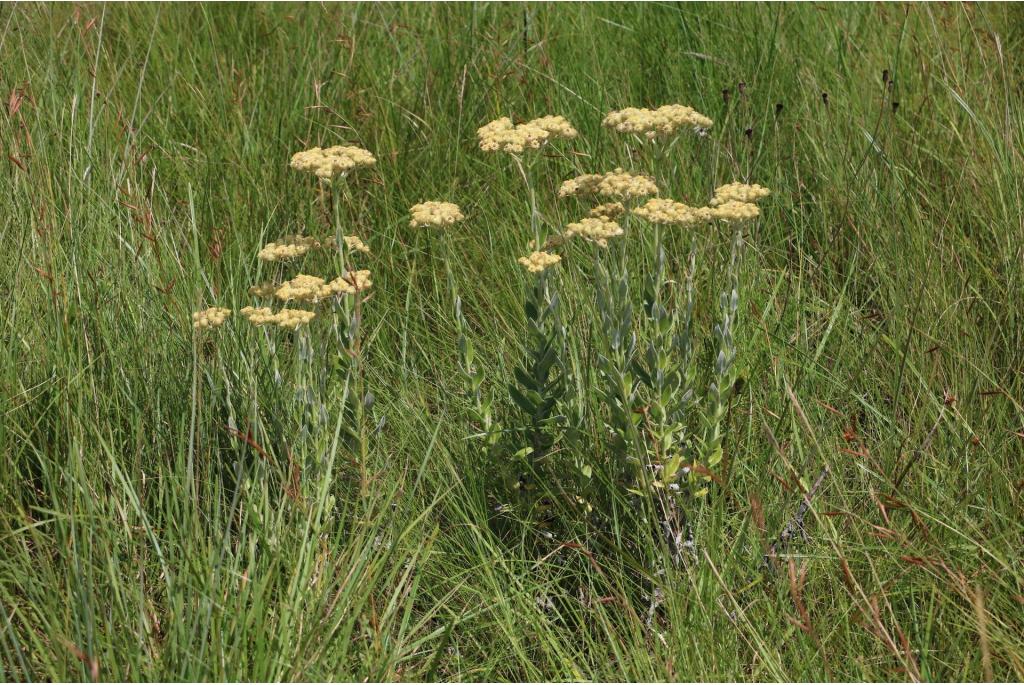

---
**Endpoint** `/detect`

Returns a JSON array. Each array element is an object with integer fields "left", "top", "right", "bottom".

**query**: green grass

[{"left": 2, "top": 2, "right": 1023, "bottom": 681}]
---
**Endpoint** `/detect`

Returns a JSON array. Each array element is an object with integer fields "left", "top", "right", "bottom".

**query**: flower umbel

[
  {"left": 588, "top": 202, "right": 626, "bottom": 219},
  {"left": 558, "top": 168, "right": 658, "bottom": 201},
  {"left": 518, "top": 251, "right": 562, "bottom": 274},
  {"left": 709, "top": 182, "right": 771, "bottom": 207},
  {"left": 602, "top": 104, "right": 714, "bottom": 140},
  {"left": 710, "top": 200, "right": 760, "bottom": 223},
  {"left": 343, "top": 235, "right": 371, "bottom": 254},
  {"left": 290, "top": 145, "right": 376, "bottom": 182},
  {"left": 409, "top": 201, "right": 465, "bottom": 228},
  {"left": 565, "top": 217, "right": 624, "bottom": 248},
  {"left": 477, "top": 115, "right": 577, "bottom": 154},
  {"left": 240, "top": 306, "right": 316, "bottom": 330},
  {"left": 192, "top": 307, "right": 231, "bottom": 330},
  {"left": 258, "top": 235, "right": 319, "bottom": 262},
  {"left": 633, "top": 198, "right": 714, "bottom": 226}
]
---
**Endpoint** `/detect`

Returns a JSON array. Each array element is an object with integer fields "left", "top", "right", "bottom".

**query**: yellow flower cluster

[
  {"left": 344, "top": 269, "right": 373, "bottom": 293},
  {"left": 192, "top": 307, "right": 232, "bottom": 330},
  {"left": 588, "top": 202, "right": 626, "bottom": 219},
  {"left": 409, "top": 201, "right": 465, "bottom": 228},
  {"left": 565, "top": 217, "right": 624, "bottom": 248},
  {"left": 558, "top": 168, "right": 658, "bottom": 201},
  {"left": 528, "top": 115, "right": 578, "bottom": 139},
  {"left": 240, "top": 306, "right": 316, "bottom": 330},
  {"left": 343, "top": 235, "right": 370, "bottom": 254},
  {"left": 275, "top": 274, "right": 343, "bottom": 303},
  {"left": 710, "top": 200, "right": 760, "bottom": 223},
  {"left": 710, "top": 182, "right": 771, "bottom": 207},
  {"left": 477, "top": 115, "right": 577, "bottom": 153},
  {"left": 289, "top": 145, "right": 376, "bottom": 181},
  {"left": 633, "top": 199, "right": 714, "bottom": 226},
  {"left": 602, "top": 104, "right": 714, "bottom": 140},
  {"left": 273, "top": 270, "right": 374, "bottom": 303},
  {"left": 517, "top": 250, "right": 561, "bottom": 274},
  {"left": 258, "top": 234, "right": 320, "bottom": 262}
]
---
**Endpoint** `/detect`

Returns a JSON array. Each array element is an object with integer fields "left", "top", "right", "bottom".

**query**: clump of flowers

[
  {"left": 527, "top": 115, "right": 578, "bottom": 139},
  {"left": 275, "top": 274, "right": 347, "bottom": 303},
  {"left": 517, "top": 250, "right": 562, "bottom": 273},
  {"left": 711, "top": 200, "right": 760, "bottom": 223},
  {"left": 602, "top": 104, "right": 714, "bottom": 140},
  {"left": 709, "top": 182, "right": 771, "bottom": 207},
  {"left": 477, "top": 115, "right": 577, "bottom": 153},
  {"left": 565, "top": 217, "right": 624, "bottom": 248},
  {"left": 289, "top": 145, "right": 377, "bottom": 181},
  {"left": 258, "top": 234, "right": 320, "bottom": 262},
  {"left": 342, "top": 269, "right": 373, "bottom": 293},
  {"left": 588, "top": 202, "right": 626, "bottom": 219},
  {"left": 633, "top": 198, "right": 714, "bottom": 226},
  {"left": 558, "top": 168, "right": 658, "bottom": 201},
  {"left": 273, "top": 308, "right": 317, "bottom": 330},
  {"left": 192, "top": 307, "right": 231, "bottom": 330},
  {"left": 343, "top": 235, "right": 370, "bottom": 254},
  {"left": 409, "top": 201, "right": 465, "bottom": 228},
  {"left": 239, "top": 306, "right": 317, "bottom": 330}
]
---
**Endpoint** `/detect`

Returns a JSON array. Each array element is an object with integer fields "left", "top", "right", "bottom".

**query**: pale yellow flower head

[
  {"left": 565, "top": 217, "right": 624, "bottom": 248},
  {"left": 326, "top": 269, "right": 373, "bottom": 296},
  {"left": 559, "top": 168, "right": 658, "bottom": 201},
  {"left": 258, "top": 234, "right": 319, "bottom": 262},
  {"left": 526, "top": 115, "right": 578, "bottom": 139},
  {"left": 633, "top": 198, "right": 714, "bottom": 226},
  {"left": 518, "top": 251, "right": 561, "bottom": 274},
  {"left": 588, "top": 202, "right": 626, "bottom": 220},
  {"left": 192, "top": 307, "right": 231, "bottom": 330},
  {"left": 274, "top": 308, "right": 317, "bottom": 330},
  {"left": 275, "top": 274, "right": 336, "bottom": 304},
  {"left": 409, "top": 201, "right": 465, "bottom": 228},
  {"left": 477, "top": 115, "right": 576, "bottom": 154},
  {"left": 710, "top": 200, "right": 760, "bottom": 223},
  {"left": 290, "top": 145, "right": 376, "bottom": 182},
  {"left": 602, "top": 104, "right": 714, "bottom": 140},
  {"left": 345, "top": 269, "right": 373, "bottom": 293},
  {"left": 240, "top": 306, "right": 277, "bottom": 326},
  {"left": 343, "top": 235, "right": 370, "bottom": 254},
  {"left": 240, "top": 306, "right": 316, "bottom": 330},
  {"left": 709, "top": 182, "right": 771, "bottom": 207}
]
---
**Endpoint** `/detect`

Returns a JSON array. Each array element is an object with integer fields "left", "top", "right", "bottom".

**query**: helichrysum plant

[
  {"left": 191, "top": 142, "right": 380, "bottom": 500},
  {"left": 460, "top": 103, "right": 772, "bottom": 565}
]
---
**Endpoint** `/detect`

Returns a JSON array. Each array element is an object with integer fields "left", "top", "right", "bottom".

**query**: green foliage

[{"left": 2, "top": 3, "right": 1023, "bottom": 681}]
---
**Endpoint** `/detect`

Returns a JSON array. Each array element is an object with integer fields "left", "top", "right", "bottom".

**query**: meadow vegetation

[{"left": 1, "top": 3, "right": 1023, "bottom": 681}]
